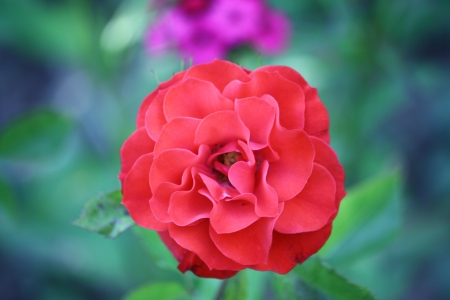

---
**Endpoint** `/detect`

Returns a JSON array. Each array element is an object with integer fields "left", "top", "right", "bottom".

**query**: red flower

[{"left": 120, "top": 60, "right": 345, "bottom": 279}]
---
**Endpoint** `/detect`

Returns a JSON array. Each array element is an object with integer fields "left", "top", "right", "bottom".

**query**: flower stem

[{"left": 214, "top": 279, "right": 229, "bottom": 300}]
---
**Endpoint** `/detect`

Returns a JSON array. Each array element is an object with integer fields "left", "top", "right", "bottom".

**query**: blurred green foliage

[{"left": 0, "top": 0, "right": 449, "bottom": 299}]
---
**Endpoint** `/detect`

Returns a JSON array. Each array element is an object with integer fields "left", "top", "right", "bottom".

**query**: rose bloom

[{"left": 119, "top": 60, "right": 345, "bottom": 279}]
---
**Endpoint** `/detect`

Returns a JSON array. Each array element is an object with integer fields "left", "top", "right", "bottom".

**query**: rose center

[{"left": 213, "top": 151, "right": 241, "bottom": 183}]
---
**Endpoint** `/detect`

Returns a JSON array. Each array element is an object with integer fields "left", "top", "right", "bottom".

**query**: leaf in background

[
  {"left": 222, "top": 271, "right": 248, "bottom": 300},
  {"left": 123, "top": 282, "right": 189, "bottom": 300},
  {"left": 0, "top": 110, "right": 74, "bottom": 163},
  {"left": 133, "top": 226, "right": 179, "bottom": 271},
  {"left": 73, "top": 190, "right": 134, "bottom": 238},
  {"left": 319, "top": 170, "right": 403, "bottom": 262},
  {"left": 0, "top": 178, "right": 16, "bottom": 218},
  {"left": 293, "top": 256, "right": 376, "bottom": 300}
]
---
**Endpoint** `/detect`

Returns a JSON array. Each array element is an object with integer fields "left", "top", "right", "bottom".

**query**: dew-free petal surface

[
  {"left": 169, "top": 221, "right": 244, "bottom": 271},
  {"left": 267, "top": 129, "right": 315, "bottom": 201},
  {"left": 184, "top": 59, "right": 251, "bottom": 92},
  {"left": 122, "top": 154, "right": 167, "bottom": 230},
  {"left": 153, "top": 117, "right": 201, "bottom": 156},
  {"left": 119, "top": 127, "right": 155, "bottom": 185},
  {"left": 210, "top": 217, "right": 276, "bottom": 265},
  {"left": 274, "top": 164, "right": 336, "bottom": 234}
]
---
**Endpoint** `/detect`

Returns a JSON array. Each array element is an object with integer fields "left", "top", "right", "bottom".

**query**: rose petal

[
  {"left": 178, "top": 251, "right": 238, "bottom": 279},
  {"left": 210, "top": 217, "right": 276, "bottom": 265},
  {"left": 119, "top": 127, "right": 155, "bottom": 185},
  {"left": 210, "top": 193, "right": 259, "bottom": 234},
  {"left": 194, "top": 111, "right": 250, "bottom": 146},
  {"left": 198, "top": 173, "right": 240, "bottom": 202},
  {"left": 235, "top": 97, "right": 276, "bottom": 149},
  {"left": 137, "top": 70, "right": 186, "bottom": 128},
  {"left": 153, "top": 117, "right": 201, "bottom": 156},
  {"left": 222, "top": 70, "right": 305, "bottom": 130},
  {"left": 183, "top": 59, "right": 251, "bottom": 92},
  {"left": 254, "top": 66, "right": 329, "bottom": 142},
  {"left": 149, "top": 145, "right": 210, "bottom": 191},
  {"left": 145, "top": 88, "right": 170, "bottom": 141},
  {"left": 168, "top": 172, "right": 213, "bottom": 226},
  {"left": 255, "top": 65, "right": 309, "bottom": 90},
  {"left": 253, "top": 160, "right": 279, "bottom": 217},
  {"left": 310, "top": 137, "right": 346, "bottom": 206},
  {"left": 267, "top": 129, "right": 315, "bottom": 201},
  {"left": 274, "top": 163, "right": 336, "bottom": 234},
  {"left": 304, "top": 88, "right": 330, "bottom": 143},
  {"left": 159, "top": 230, "right": 238, "bottom": 279},
  {"left": 228, "top": 161, "right": 255, "bottom": 193},
  {"left": 251, "top": 224, "right": 332, "bottom": 274},
  {"left": 164, "top": 78, "right": 233, "bottom": 122},
  {"left": 122, "top": 154, "right": 167, "bottom": 231},
  {"left": 169, "top": 221, "right": 244, "bottom": 271}
]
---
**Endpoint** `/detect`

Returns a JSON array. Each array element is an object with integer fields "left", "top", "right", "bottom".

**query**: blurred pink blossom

[{"left": 145, "top": 0, "right": 291, "bottom": 64}]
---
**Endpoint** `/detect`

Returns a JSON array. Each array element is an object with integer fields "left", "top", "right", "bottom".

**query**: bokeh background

[{"left": 1, "top": 0, "right": 450, "bottom": 299}]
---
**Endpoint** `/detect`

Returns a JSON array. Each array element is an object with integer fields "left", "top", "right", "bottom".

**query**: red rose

[{"left": 120, "top": 60, "right": 345, "bottom": 279}]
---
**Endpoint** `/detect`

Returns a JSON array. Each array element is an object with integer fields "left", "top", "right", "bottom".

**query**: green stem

[{"left": 214, "top": 279, "right": 229, "bottom": 300}]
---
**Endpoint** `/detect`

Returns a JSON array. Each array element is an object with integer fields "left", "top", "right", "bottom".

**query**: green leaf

[
  {"left": 294, "top": 257, "right": 376, "bottom": 300},
  {"left": 133, "top": 227, "right": 179, "bottom": 271},
  {"left": 0, "top": 110, "right": 73, "bottom": 162},
  {"left": 223, "top": 271, "right": 248, "bottom": 300},
  {"left": 123, "top": 282, "right": 189, "bottom": 300},
  {"left": 73, "top": 190, "right": 134, "bottom": 238},
  {"left": 0, "top": 178, "right": 16, "bottom": 218},
  {"left": 319, "top": 170, "right": 403, "bottom": 262}
]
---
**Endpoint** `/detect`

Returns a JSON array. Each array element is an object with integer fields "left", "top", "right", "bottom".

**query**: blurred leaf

[
  {"left": 0, "top": 0, "right": 95, "bottom": 64},
  {"left": 133, "top": 227, "right": 179, "bottom": 271},
  {"left": 73, "top": 190, "right": 134, "bottom": 238},
  {"left": 0, "top": 178, "right": 16, "bottom": 217},
  {"left": 124, "top": 282, "right": 189, "bottom": 300},
  {"left": 319, "top": 170, "right": 403, "bottom": 261},
  {"left": 294, "top": 257, "right": 376, "bottom": 300},
  {"left": 223, "top": 271, "right": 248, "bottom": 300},
  {"left": 0, "top": 110, "right": 73, "bottom": 162}
]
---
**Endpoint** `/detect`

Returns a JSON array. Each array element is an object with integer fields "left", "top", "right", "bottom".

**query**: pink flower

[{"left": 144, "top": 0, "right": 291, "bottom": 63}]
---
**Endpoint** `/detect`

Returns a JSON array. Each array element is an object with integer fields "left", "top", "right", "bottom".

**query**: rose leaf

[
  {"left": 293, "top": 256, "right": 376, "bottom": 300},
  {"left": 73, "top": 190, "right": 134, "bottom": 238},
  {"left": 319, "top": 170, "right": 403, "bottom": 263},
  {"left": 123, "top": 282, "right": 189, "bottom": 300}
]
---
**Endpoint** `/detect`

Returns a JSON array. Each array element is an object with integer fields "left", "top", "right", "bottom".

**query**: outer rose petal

[
  {"left": 137, "top": 71, "right": 186, "bottom": 128},
  {"left": 252, "top": 224, "right": 332, "bottom": 274},
  {"left": 274, "top": 164, "right": 336, "bottom": 234},
  {"left": 256, "top": 65, "right": 309, "bottom": 90},
  {"left": 122, "top": 154, "right": 167, "bottom": 231},
  {"left": 153, "top": 117, "right": 201, "bottom": 156},
  {"left": 310, "top": 136, "right": 346, "bottom": 206},
  {"left": 145, "top": 88, "right": 170, "bottom": 141},
  {"left": 159, "top": 231, "right": 238, "bottom": 279},
  {"left": 304, "top": 88, "right": 330, "bottom": 143},
  {"left": 183, "top": 59, "right": 251, "bottom": 92},
  {"left": 169, "top": 221, "right": 244, "bottom": 271},
  {"left": 163, "top": 78, "right": 233, "bottom": 121},
  {"left": 267, "top": 129, "right": 315, "bottom": 201},
  {"left": 210, "top": 217, "right": 276, "bottom": 265},
  {"left": 119, "top": 127, "right": 155, "bottom": 185},
  {"left": 253, "top": 66, "right": 330, "bottom": 142},
  {"left": 222, "top": 70, "right": 305, "bottom": 130}
]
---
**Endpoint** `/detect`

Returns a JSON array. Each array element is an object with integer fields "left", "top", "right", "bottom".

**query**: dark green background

[{"left": 1, "top": 0, "right": 449, "bottom": 299}]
